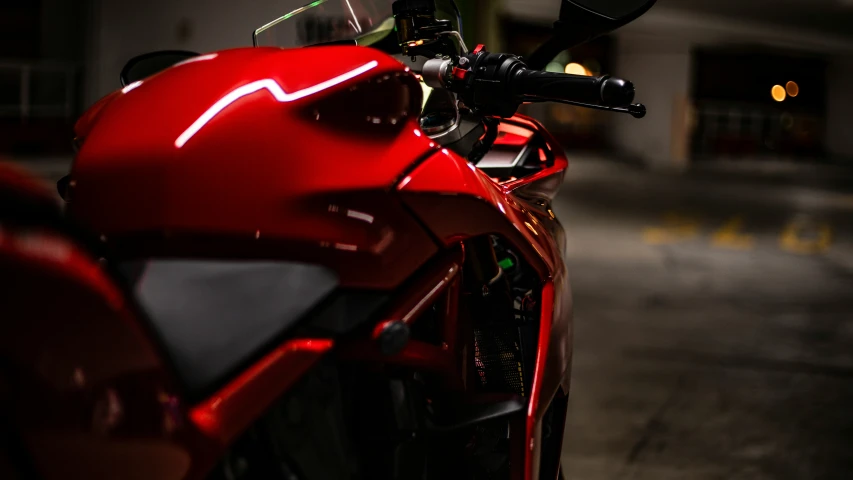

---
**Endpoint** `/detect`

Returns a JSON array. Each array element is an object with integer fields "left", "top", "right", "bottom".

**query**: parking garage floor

[{"left": 554, "top": 159, "right": 853, "bottom": 480}]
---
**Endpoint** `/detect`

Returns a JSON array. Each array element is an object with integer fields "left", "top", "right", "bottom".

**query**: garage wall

[
  {"left": 40, "top": 0, "right": 87, "bottom": 61},
  {"left": 826, "top": 56, "right": 853, "bottom": 161},
  {"left": 502, "top": 0, "right": 558, "bottom": 24},
  {"left": 610, "top": 33, "right": 691, "bottom": 170},
  {"left": 85, "top": 0, "right": 303, "bottom": 105}
]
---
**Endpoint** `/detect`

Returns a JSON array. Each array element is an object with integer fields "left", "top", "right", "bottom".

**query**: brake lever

[{"left": 523, "top": 96, "right": 647, "bottom": 119}]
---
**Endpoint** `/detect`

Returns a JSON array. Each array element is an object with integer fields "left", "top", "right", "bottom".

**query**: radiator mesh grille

[{"left": 473, "top": 325, "right": 525, "bottom": 397}]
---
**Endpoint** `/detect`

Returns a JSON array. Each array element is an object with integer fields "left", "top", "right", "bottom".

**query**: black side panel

[
  {"left": 125, "top": 260, "right": 338, "bottom": 398},
  {"left": 299, "top": 291, "right": 389, "bottom": 336}
]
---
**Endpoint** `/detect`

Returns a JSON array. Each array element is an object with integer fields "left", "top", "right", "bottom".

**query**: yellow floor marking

[
  {"left": 643, "top": 212, "right": 700, "bottom": 245},
  {"left": 780, "top": 218, "right": 832, "bottom": 255},
  {"left": 711, "top": 216, "right": 755, "bottom": 251}
]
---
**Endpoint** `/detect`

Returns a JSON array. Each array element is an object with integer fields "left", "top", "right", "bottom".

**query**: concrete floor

[{"left": 554, "top": 158, "right": 853, "bottom": 480}]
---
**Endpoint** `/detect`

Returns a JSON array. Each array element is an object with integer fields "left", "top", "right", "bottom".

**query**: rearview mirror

[
  {"left": 120, "top": 50, "right": 200, "bottom": 86},
  {"left": 527, "top": 0, "right": 657, "bottom": 70},
  {"left": 565, "top": 0, "right": 657, "bottom": 21}
]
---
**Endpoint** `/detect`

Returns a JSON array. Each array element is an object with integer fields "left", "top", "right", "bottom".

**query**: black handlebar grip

[
  {"left": 600, "top": 77, "right": 635, "bottom": 107},
  {"left": 513, "top": 69, "right": 635, "bottom": 107}
]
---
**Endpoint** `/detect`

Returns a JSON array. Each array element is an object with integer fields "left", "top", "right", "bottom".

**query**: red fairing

[
  {"left": 399, "top": 147, "right": 562, "bottom": 276},
  {"left": 190, "top": 338, "right": 333, "bottom": 444},
  {"left": 0, "top": 228, "right": 217, "bottom": 480},
  {"left": 69, "top": 46, "right": 438, "bottom": 289},
  {"left": 74, "top": 90, "right": 121, "bottom": 141},
  {"left": 500, "top": 116, "right": 570, "bottom": 199},
  {"left": 399, "top": 120, "right": 573, "bottom": 479}
]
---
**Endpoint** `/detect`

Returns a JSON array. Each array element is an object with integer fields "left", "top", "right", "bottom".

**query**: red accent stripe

[
  {"left": 524, "top": 281, "right": 555, "bottom": 479},
  {"left": 190, "top": 338, "right": 333, "bottom": 442}
]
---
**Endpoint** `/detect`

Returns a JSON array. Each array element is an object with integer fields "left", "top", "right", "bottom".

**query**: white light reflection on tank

[
  {"left": 175, "top": 60, "right": 379, "bottom": 148},
  {"left": 347, "top": 209, "right": 375, "bottom": 224},
  {"left": 121, "top": 81, "right": 143, "bottom": 94}
]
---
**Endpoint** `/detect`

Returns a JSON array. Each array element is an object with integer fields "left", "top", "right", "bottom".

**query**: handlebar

[
  {"left": 512, "top": 70, "right": 635, "bottom": 108},
  {"left": 423, "top": 51, "right": 642, "bottom": 118}
]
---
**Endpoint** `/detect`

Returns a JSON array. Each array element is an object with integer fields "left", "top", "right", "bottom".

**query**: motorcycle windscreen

[{"left": 121, "top": 259, "right": 338, "bottom": 399}]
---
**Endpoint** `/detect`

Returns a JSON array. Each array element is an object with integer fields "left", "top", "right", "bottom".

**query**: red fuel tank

[{"left": 69, "top": 46, "right": 439, "bottom": 289}]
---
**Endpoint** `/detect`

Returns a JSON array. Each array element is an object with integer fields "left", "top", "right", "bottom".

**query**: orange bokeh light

[
  {"left": 771, "top": 85, "right": 786, "bottom": 102},
  {"left": 565, "top": 63, "right": 591, "bottom": 76},
  {"left": 786, "top": 81, "right": 799, "bottom": 97}
]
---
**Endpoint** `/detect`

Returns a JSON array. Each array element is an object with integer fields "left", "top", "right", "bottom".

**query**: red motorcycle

[{"left": 1, "top": 1, "right": 654, "bottom": 478}]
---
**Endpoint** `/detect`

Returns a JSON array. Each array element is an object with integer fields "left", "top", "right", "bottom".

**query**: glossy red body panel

[
  {"left": 400, "top": 115, "right": 573, "bottom": 479},
  {"left": 190, "top": 338, "right": 333, "bottom": 444},
  {"left": 400, "top": 149, "right": 560, "bottom": 277},
  {"left": 493, "top": 122, "right": 534, "bottom": 147},
  {"left": 68, "top": 46, "right": 439, "bottom": 290},
  {"left": 500, "top": 117, "right": 570, "bottom": 198},
  {"left": 74, "top": 90, "right": 121, "bottom": 140}
]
